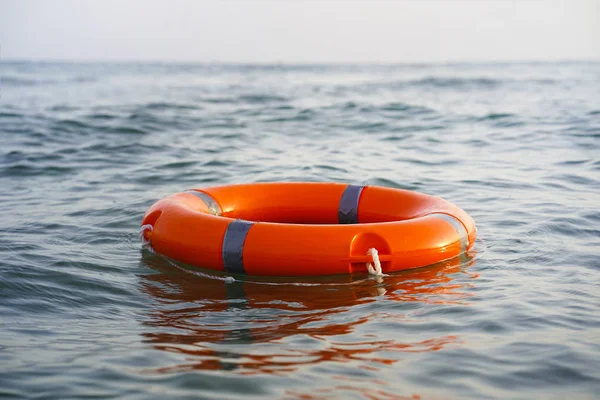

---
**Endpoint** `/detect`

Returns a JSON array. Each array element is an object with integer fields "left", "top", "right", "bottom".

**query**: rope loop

[
  {"left": 139, "top": 224, "right": 153, "bottom": 246},
  {"left": 366, "top": 247, "right": 382, "bottom": 276}
]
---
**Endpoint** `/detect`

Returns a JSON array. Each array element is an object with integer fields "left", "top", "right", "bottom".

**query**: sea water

[{"left": 1, "top": 61, "right": 599, "bottom": 399}]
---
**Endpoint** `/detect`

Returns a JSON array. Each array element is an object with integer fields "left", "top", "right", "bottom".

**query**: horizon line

[{"left": 2, "top": 57, "right": 600, "bottom": 66}]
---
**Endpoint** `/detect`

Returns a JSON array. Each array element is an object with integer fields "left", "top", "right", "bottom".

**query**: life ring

[{"left": 140, "top": 182, "right": 476, "bottom": 276}]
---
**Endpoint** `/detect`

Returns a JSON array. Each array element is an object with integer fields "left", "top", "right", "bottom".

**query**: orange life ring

[{"left": 141, "top": 182, "right": 476, "bottom": 276}]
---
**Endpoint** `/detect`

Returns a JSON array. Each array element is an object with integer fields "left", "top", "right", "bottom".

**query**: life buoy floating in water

[{"left": 141, "top": 182, "right": 476, "bottom": 276}]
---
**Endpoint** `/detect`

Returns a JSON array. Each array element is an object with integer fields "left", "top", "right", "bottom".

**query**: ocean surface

[{"left": 1, "top": 61, "right": 599, "bottom": 399}]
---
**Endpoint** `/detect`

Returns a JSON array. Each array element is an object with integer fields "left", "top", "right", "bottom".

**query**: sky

[{"left": 1, "top": 0, "right": 599, "bottom": 63}]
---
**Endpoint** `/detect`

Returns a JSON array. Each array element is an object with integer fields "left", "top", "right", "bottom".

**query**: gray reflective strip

[
  {"left": 430, "top": 213, "right": 468, "bottom": 253},
  {"left": 185, "top": 190, "right": 222, "bottom": 216},
  {"left": 222, "top": 220, "right": 254, "bottom": 275},
  {"left": 338, "top": 185, "right": 364, "bottom": 224}
]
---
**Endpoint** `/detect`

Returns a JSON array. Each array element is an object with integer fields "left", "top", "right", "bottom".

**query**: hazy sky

[{"left": 1, "top": 0, "right": 598, "bottom": 63}]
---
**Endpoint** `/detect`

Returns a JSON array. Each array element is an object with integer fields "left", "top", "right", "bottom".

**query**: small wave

[
  {"left": 201, "top": 96, "right": 237, "bottom": 104},
  {"left": 389, "top": 124, "right": 445, "bottom": 133},
  {"left": 556, "top": 159, "right": 592, "bottom": 166},
  {"left": 367, "top": 177, "right": 419, "bottom": 191},
  {"left": 272, "top": 105, "right": 294, "bottom": 111},
  {"left": 54, "top": 119, "right": 90, "bottom": 129},
  {"left": 471, "top": 113, "right": 524, "bottom": 127},
  {"left": 382, "top": 134, "right": 412, "bottom": 142},
  {"left": 202, "top": 159, "right": 230, "bottom": 167},
  {"left": 348, "top": 76, "right": 503, "bottom": 94},
  {"left": 563, "top": 127, "right": 600, "bottom": 139},
  {"left": 159, "top": 160, "right": 199, "bottom": 170},
  {"left": 106, "top": 126, "right": 148, "bottom": 135},
  {"left": 199, "top": 122, "right": 247, "bottom": 130},
  {"left": 238, "top": 94, "right": 289, "bottom": 104},
  {"left": 546, "top": 173, "right": 598, "bottom": 187},
  {"left": 312, "top": 164, "right": 349, "bottom": 173},
  {"left": 380, "top": 102, "right": 435, "bottom": 114},
  {"left": 49, "top": 119, "right": 98, "bottom": 136},
  {"left": 264, "top": 112, "right": 314, "bottom": 123},
  {"left": 348, "top": 121, "right": 388, "bottom": 132},
  {"left": 348, "top": 102, "right": 437, "bottom": 118},
  {"left": 127, "top": 111, "right": 155, "bottom": 122},
  {"left": 464, "top": 138, "right": 491, "bottom": 147},
  {"left": 198, "top": 94, "right": 289, "bottom": 104},
  {"left": 341, "top": 101, "right": 358, "bottom": 109},
  {"left": 48, "top": 105, "right": 79, "bottom": 112},
  {"left": 0, "top": 150, "right": 26, "bottom": 164},
  {"left": 1, "top": 76, "right": 57, "bottom": 86},
  {"left": 478, "top": 113, "right": 515, "bottom": 121},
  {"left": 85, "top": 113, "right": 119, "bottom": 120},
  {"left": 1, "top": 164, "right": 73, "bottom": 177},
  {"left": 144, "top": 102, "right": 201, "bottom": 111},
  {"left": 393, "top": 157, "right": 461, "bottom": 167},
  {"left": 0, "top": 111, "right": 23, "bottom": 119},
  {"left": 413, "top": 76, "right": 501, "bottom": 88},
  {"left": 80, "top": 142, "right": 163, "bottom": 155},
  {"left": 1, "top": 75, "right": 97, "bottom": 87},
  {"left": 52, "top": 117, "right": 149, "bottom": 135}
]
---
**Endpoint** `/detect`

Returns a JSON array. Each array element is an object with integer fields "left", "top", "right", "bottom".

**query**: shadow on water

[{"left": 138, "top": 251, "right": 477, "bottom": 376}]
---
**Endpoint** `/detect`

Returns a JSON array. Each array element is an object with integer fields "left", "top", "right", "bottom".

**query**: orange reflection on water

[
  {"left": 149, "top": 335, "right": 462, "bottom": 375},
  {"left": 285, "top": 385, "right": 425, "bottom": 400},
  {"left": 284, "top": 374, "right": 452, "bottom": 400},
  {"left": 139, "top": 252, "right": 476, "bottom": 376}
]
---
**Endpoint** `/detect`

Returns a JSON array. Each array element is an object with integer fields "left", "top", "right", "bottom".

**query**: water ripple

[{"left": 1, "top": 61, "right": 599, "bottom": 399}]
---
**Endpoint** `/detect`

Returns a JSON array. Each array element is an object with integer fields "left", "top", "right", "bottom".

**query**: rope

[
  {"left": 139, "top": 224, "right": 153, "bottom": 247},
  {"left": 366, "top": 248, "right": 382, "bottom": 276}
]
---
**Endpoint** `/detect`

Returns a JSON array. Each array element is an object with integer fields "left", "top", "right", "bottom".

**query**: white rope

[
  {"left": 139, "top": 224, "right": 153, "bottom": 247},
  {"left": 366, "top": 248, "right": 382, "bottom": 276}
]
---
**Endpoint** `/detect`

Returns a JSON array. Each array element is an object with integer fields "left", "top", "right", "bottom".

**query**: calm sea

[{"left": 1, "top": 61, "right": 599, "bottom": 399}]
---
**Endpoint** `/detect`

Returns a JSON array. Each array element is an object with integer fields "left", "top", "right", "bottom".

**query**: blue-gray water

[{"left": 1, "top": 61, "right": 599, "bottom": 399}]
